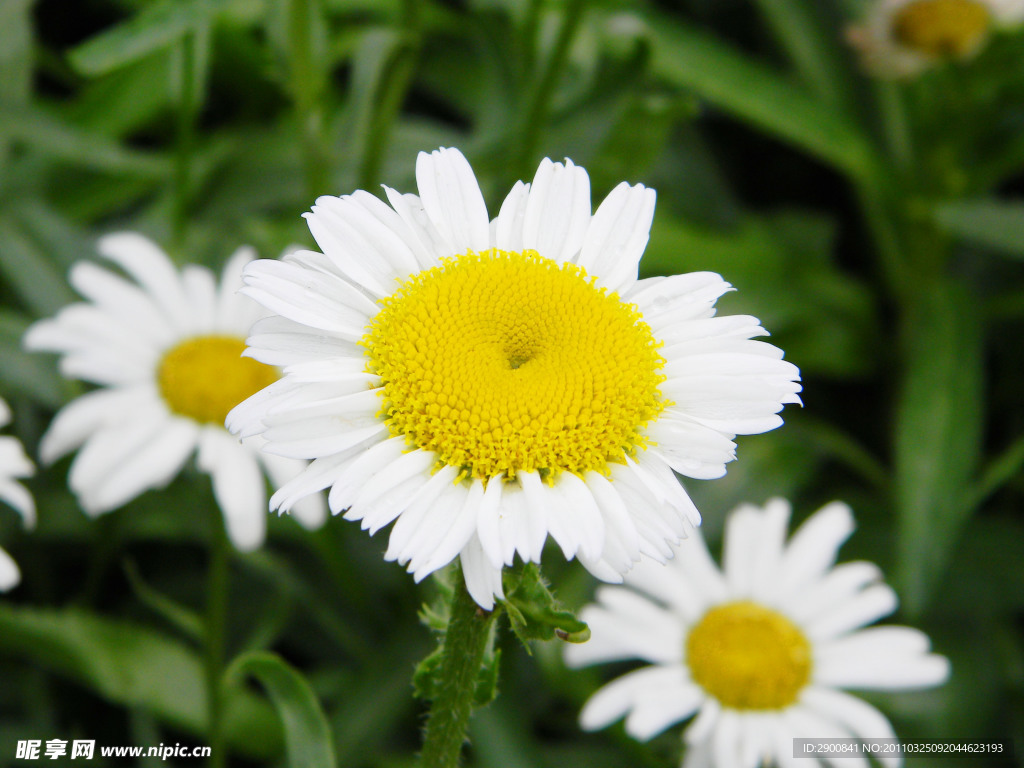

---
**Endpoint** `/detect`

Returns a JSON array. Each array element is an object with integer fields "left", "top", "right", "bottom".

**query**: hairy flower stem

[{"left": 419, "top": 575, "right": 498, "bottom": 768}]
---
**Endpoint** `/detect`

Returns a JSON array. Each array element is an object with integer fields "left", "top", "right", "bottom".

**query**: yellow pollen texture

[
  {"left": 893, "top": 0, "right": 990, "bottom": 57},
  {"left": 686, "top": 601, "right": 812, "bottom": 710},
  {"left": 363, "top": 249, "right": 666, "bottom": 482},
  {"left": 158, "top": 336, "right": 278, "bottom": 425}
]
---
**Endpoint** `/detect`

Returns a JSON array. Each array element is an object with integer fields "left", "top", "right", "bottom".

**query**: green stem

[
  {"left": 513, "top": 0, "right": 587, "bottom": 180},
  {"left": 172, "top": 31, "right": 199, "bottom": 249},
  {"left": 357, "top": 0, "right": 421, "bottom": 191},
  {"left": 288, "top": 0, "right": 329, "bottom": 199},
  {"left": 419, "top": 574, "right": 499, "bottom": 768},
  {"left": 205, "top": 509, "right": 230, "bottom": 768}
]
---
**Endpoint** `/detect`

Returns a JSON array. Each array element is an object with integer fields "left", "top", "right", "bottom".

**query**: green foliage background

[{"left": 1, "top": 0, "right": 1023, "bottom": 765}]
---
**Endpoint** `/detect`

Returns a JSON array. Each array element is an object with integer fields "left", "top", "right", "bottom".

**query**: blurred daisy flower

[
  {"left": 847, "top": 0, "right": 1024, "bottom": 78},
  {"left": 24, "top": 234, "right": 326, "bottom": 551},
  {"left": 227, "top": 147, "right": 801, "bottom": 609},
  {"left": 564, "top": 498, "right": 950, "bottom": 768},
  {"left": 0, "top": 396, "right": 34, "bottom": 590}
]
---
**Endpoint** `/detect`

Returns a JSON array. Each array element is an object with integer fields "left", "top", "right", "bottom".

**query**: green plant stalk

[
  {"left": 172, "top": 31, "right": 199, "bottom": 249},
  {"left": 419, "top": 574, "right": 499, "bottom": 768},
  {"left": 288, "top": 0, "right": 329, "bottom": 199},
  {"left": 357, "top": 35, "right": 420, "bottom": 192},
  {"left": 205, "top": 510, "right": 230, "bottom": 768},
  {"left": 514, "top": 0, "right": 587, "bottom": 180}
]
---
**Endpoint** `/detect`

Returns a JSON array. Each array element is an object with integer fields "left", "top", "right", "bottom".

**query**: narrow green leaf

[
  {"left": 0, "top": 0, "right": 32, "bottom": 106},
  {"left": 0, "top": 605, "right": 282, "bottom": 760},
  {"left": 227, "top": 651, "right": 335, "bottom": 768},
  {"left": 0, "top": 102, "right": 169, "bottom": 177},
  {"left": 123, "top": 559, "right": 205, "bottom": 644},
  {"left": 893, "top": 280, "right": 984, "bottom": 616},
  {"left": 0, "top": 310, "right": 67, "bottom": 409},
  {"left": 68, "top": 0, "right": 234, "bottom": 77},
  {"left": 0, "top": 216, "right": 77, "bottom": 317},
  {"left": 645, "top": 14, "right": 878, "bottom": 183},
  {"left": 752, "top": 0, "right": 854, "bottom": 110},
  {"left": 934, "top": 199, "right": 1024, "bottom": 258}
]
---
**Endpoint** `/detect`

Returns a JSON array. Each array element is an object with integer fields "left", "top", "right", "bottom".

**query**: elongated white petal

[
  {"left": 521, "top": 157, "right": 591, "bottom": 263},
  {"left": 416, "top": 147, "right": 490, "bottom": 254},
  {"left": 198, "top": 429, "right": 267, "bottom": 551}
]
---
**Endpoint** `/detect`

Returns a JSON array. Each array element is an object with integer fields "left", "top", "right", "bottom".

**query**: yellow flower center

[
  {"left": 157, "top": 336, "right": 278, "bottom": 425},
  {"left": 363, "top": 249, "right": 666, "bottom": 483},
  {"left": 686, "top": 601, "right": 812, "bottom": 710},
  {"left": 892, "top": 0, "right": 991, "bottom": 58}
]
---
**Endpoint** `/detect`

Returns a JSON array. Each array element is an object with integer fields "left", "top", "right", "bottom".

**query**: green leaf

[
  {"left": 226, "top": 651, "right": 335, "bottom": 768},
  {"left": 645, "top": 14, "right": 878, "bottom": 184},
  {"left": 893, "top": 280, "right": 984, "bottom": 617},
  {"left": 0, "top": 216, "right": 77, "bottom": 317},
  {"left": 502, "top": 564, "right": 589, "bottom": 647},
  {"left": 752, "top": 0, "right": 853, "bottom": 110},
  {"left": 934, "top": 199, "right": 1024, "bottom": 258},
  {"left": 0, "top": 310, "right": 66, "bottom": 409},
  {"left": 0, "top": 605, "right": 282, "bottom": 760},
  {"left": 0, "top": 102, "right": 169, "bottom": 177},
  {"left": 122, "top": 559, "right": 205, "bottom": 644},
  {"left": 68, "top": 0, "right": 238, "bottom": 77}
]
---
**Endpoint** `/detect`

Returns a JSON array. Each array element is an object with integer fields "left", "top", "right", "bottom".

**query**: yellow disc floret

[
  {"left": 893, "top": 0, "right": 991, "bottom": 58},
  {"left": 158, "top": 336, "right": 278, "bottom": 425},
  {"left": 686, "top": 601, "right": 812, "bottom": 710},
  {"left": 363, "top": 249, "right": 665, "bottom": 482}
]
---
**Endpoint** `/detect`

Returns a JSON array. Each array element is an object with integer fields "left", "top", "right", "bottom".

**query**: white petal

[
  {"left": 459, "top": 531, "right": 504, "bottom": 609},
  {"left": 493, "top": 180, "right": 530, "bottom": 252},
  {"left": 578, "top": 665, "right": 691, "bottom": 735},
  {"left": 516, "top": 470, "right": 550, "bottom": 563},
  {"left": 569, "top": 585, "right": 684, "bottom": 666},
  {"left": 800, "top": 687, "right": 899, "bottom": 768},
  {"left": 180, "top": 264, "right": 218, "bottom": 334},
  {"left": 38, "top": 388, "right": 153, "bottom": 464},
  {"left": 544, "top": 471, "right": 604, "bottom": 562},
  {"left": 384, "top": 464, "right": 461, "bottom": 565},
  {"left": 521, "top": 157, "right": 591, "bottom": 263},
  {"left": 197, "top": 429, "right": 266, "bottom": 552},
  {"left": 475, "top": 477, "right": 505, "bottom": 569},
  {"left": 254, "top": 442, "right": 327, "bottom": 529},
  {"left": 96, "top": 232, "right": 192, "bottom": 331},
  {"left": 215, "top": 246, "right": 260, "bottom": 332},
  {"left": 416, "top": 147, "right": 490, "bottom": 254},
  {"left": 243, "top": 315, "right": 363, "bottom": 367},
  {"left": 413, "top": 477, "right": 484, "bottom": 577},
  {"left": 0, "top": 546, "right": 20, "bottom": 591},
  {"left": 240, "top": 258, "right": 377, "bottom": 339},
  {"left": 0, "top": 480, "right": 35, "bottom": 529},
  {"left": 782, "top": 561, "right": 883, "bottom": 624},
  {"left": 69, "top": 411, "right": 197, "bottom": 514},
  {"left": 806, "top": 583, "right": 898, "bottom": 641},
  {"left": 815, "top": 627, "right": 950, "bottom": 690},
  {"left": 66, "top": 261, "right": 173, "bottom": 344},
  {"left": 577, "top": 181, "right": 655, "bottom": 293},
  {"left": 777, "top": 502, "right": 856, "bottom": 598},
  {"left": 337, "top": 443, "right": 432, "bottom": 511}
]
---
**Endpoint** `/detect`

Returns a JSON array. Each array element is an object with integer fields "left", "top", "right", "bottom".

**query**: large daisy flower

[
  {"left": 24, "top": 234, "right": 326, "bottom": 551},
  {"left": 847, "top": 0, "right": 1024, "bottom": 78},
  {"left": 564, "top": 498, "right": 950, "bottom": 768},
  {"left": 227, "top": 147, "right": 802, "bottom": 608},
  {"left": 0, "top": 396, "right": 34, "bottom": 590}
]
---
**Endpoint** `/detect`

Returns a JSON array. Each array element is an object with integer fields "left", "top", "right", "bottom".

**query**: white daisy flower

[
  {"left": 0, "top": 396, "right": 34, "bottom": 590},
  {"left": 564, "top": 498, "right": 950, "bottom": 768},
  {"left": 23, "top": 234, "right": 327, "bottom": 552},
  {"left": 847, "top": 0, "right": 1024, "bottom": 78},
  {"left": 227, "top": 147, "right": 802, "bottom": 609}
]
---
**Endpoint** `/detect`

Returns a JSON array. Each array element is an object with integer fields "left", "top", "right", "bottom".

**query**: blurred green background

[{"left": 1, "top": 0, "right": 1023, "bottom": 766}]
